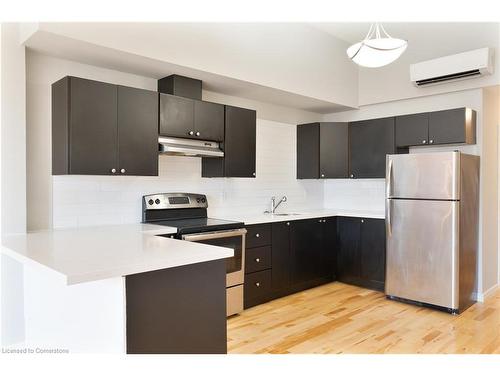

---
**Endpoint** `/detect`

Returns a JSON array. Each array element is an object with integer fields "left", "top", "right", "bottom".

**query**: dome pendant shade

[{"left": 346, "top": 23, "right": 408, "bottom": 68}]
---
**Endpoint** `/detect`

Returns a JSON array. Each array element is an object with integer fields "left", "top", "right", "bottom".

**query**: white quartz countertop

[
  {"left": 1, "top": 223, "right": 233, "bottom": 285},
  {"left": 218, "top": 208, "right": 385, "bottom": 225}
]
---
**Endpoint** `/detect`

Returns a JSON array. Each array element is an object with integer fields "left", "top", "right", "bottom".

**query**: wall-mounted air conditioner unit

[{"left": 410, "top": 47, "right": 494, "bottom": 87}]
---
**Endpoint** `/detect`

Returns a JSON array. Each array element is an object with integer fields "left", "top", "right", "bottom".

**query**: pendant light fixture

[{"left": 346, "top": 23, "right": 408, "bottom": 68}]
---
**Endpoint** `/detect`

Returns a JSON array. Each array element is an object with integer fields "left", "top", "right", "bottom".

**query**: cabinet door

[
  {"left": 117, "top": 86, "right": 159, "bottom": 176},
  {"left": 336, "top": 217, "right": 361, "bottom": 283},
  {"left": 349, "top": 117, "right": 395, "bottom": 178},
  {"left": 320, "top": 123, "right": 349, "bottom": 178},
  {"left": 194, "top": 100, "right": 224, "bottom": 142},
  {"left": 323, "top": 217, "right": 337, "bottom": 280},
  {"left": 360, "top": 218, "right": 386, "bottom": 291},
  {"left": 290, "top": 218, "right": 325, "bottom": 291},
  {"left": 159, "top": 94, "right": 195, "bottom": 139},
  {"left": 69, "top": 77, "right": 118, "bottom": 175},
  {"left": 224, "top": 106, "right": 256, "bottom": 177},
  {"left": 395, "top": 113, "right": 429, "bottom": 147},
  {"left": 271, "top": 221, "right": 291, "bottom": 297},
  {"left": 297, "top": 123, "right": 319, "bottom": 179},
  {"left": 428, "top": 108, "right": 467, "bottom": 145}
]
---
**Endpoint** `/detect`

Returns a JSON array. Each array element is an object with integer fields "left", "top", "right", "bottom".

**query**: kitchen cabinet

[
  {"left": 52, "top": 76, "right": 158, "bottom": 176},
  {"left": 244, "top": 223, "right": 273, "bottom": 308},
  {"left": 428, "top": 108, "right": 476, "bottom": 145},
  {"left": 290, "top": 218, "right": 333, "bottom": 292},
  {"left": 159, "top": 94, "right": 224, "bottom": 142},
  {"left": 202, "top": 105, "right": 256, "bottom": 178},
  {"left": 271, "top": 221, "right": 291, "bottom": 298},
  {"left": 126, "top": 259, "right": 227, "bottom": 354},
  {"left": 349, "top": 117, "right": 396, "bottom": 179},
  {"left": 336, "top": 216, "right": 385, "bottom": 291},
  {"left": 395, "top": 112, "right": 429, "bottom": 147},
  {"left": 396, "top": 108, "right": 476, "bottom": 148},
  {"left": 117, "top": 86, "right": 159, "bottom": 176},
  {"left": 297, "top": 122, "right": 349, "bottom": 179}
]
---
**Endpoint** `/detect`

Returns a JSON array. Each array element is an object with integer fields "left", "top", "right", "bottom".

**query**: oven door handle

[{"left": 181, "top": 228, "right": 247, "bottom": 242}]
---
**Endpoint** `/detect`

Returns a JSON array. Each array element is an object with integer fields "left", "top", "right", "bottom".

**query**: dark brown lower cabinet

[
  {"left": 126, "top": 259, "right": 227, "bottom": 354},
  {"left": 336, "top": 217, "right": 386, "bottom": 291}
]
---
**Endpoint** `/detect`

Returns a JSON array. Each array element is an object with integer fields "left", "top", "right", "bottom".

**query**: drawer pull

[
  {"left": 255, "top": 258, "right": 260, "bottom": 263},
  {"left": 255, "top": 282, "right": 260, "bottom": 287},
  {"left": 255, "top": 233, "right": 260, "bottom": 238}
]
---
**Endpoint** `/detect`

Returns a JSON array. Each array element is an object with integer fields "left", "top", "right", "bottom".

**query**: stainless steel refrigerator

[{"left": 385, "top": 151, "right": 479, "bottom": 314}]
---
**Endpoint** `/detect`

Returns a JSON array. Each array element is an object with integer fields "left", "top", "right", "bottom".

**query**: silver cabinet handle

[
  {"left": 318, "top": 219, "right": 322, "bottom": 223},
  {"left": 120, "top": 168, "right": 126, "bottom": 174},
  {"left": 321, "top": 174, "right": 325, "bottom": 178},
  {"left": 255, "top": 282, "right": 260, "bottom": 287},
  {"left": 252, "top": 172, "right": 256, "bottom": 177},
  {"left": 361, "top": 219, "right": 364, "bottom": 223},
  {"left": 188, "top": 131, "right": 194, "bottom": 136},
  {"left": 111, "top": 168, "right": 116, "bottom": 174},
  {"left": 429, "top": 139, "right": 434, "bottom": 144},
  {"left": 255, "top": 233, "right": 260, "bottom": 238},
  {"left": 255, "top": 258, "right": 260, "bottom": 263},
  {"left": 196, "top": 131, "right": 200, "bottom": 136},
  {"left": 350, "top": 174, "right": 354, "bottom": 178},
  {"left": 422, "top": 140, "right": 427, "bottom": 144},
  {"left": 286, "top": 222, "right": 290, "bottom": 226}
]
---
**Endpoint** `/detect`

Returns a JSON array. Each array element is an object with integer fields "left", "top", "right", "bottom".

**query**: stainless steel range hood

[{"left": 158, "top": 136, "right": 224, "bottom": 158}]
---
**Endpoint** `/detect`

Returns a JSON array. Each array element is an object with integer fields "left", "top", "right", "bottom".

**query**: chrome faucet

[{"left": 269, "top": 195, "right": 287, "bottom": 214}]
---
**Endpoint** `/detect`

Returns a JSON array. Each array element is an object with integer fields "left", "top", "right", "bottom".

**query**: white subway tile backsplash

[{"left": 52, "top": 119, "right": 325, "bottom": 228}]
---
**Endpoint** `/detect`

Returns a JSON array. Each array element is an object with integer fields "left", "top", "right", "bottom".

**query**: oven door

[{"left": 181, "top": 228, "right": 246, "bottom": 287}]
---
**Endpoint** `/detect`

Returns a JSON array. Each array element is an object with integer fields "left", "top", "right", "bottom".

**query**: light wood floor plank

[{"left": 227, "top": 282, "right": 500, "bottom": 354}]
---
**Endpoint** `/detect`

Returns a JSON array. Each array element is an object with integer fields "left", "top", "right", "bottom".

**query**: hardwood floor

[{"left": 227, "top": 282, "right": 500, "bottom": 354}]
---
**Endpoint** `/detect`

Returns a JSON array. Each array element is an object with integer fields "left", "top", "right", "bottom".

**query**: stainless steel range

[{"left": 142, "top": 193, "right": 246, "bottom": 317}]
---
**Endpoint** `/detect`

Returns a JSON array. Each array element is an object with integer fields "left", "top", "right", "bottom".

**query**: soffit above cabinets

[{"left": 22, "top": 23, "right": 358, "bottom": 114}]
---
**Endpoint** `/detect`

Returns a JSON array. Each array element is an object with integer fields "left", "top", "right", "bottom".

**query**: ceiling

[{"left": 311, "top": 22, "right": 500, "bottom": 60}]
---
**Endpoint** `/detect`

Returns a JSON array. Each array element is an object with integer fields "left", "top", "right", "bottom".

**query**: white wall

[
  {"left": 1, "top": 22, "right": 27, "bottom": 346},
  {"left": 358, "top": 23, "right": 500, "bottom": 106},
  {"left": 321, "top": 88, "right": 500, "bottom": 296},
  {"left": 25, "top": 22, "right": 358, "bottom": 109},
  {"left": 26, "top": 51, "right": 323, "bottom": 230}
]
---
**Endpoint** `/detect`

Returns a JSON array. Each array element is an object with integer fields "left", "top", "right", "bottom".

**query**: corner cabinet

[
  {"left": 52, "top": 76, "right": 158, "bottom": 176},
  {"left": 202, "top": 105, "right": 256, "bottom": 178},
  {"left": 297, "top": 122, "right": 349, "bottom": 179}
]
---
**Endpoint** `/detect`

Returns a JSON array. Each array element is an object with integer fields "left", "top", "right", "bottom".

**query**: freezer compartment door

[
  {"left": 386, "top": 152, "right": 460, "bottom": 200},
  {"left": 386, "top": 199, "right": 459, "bottom": 309}
]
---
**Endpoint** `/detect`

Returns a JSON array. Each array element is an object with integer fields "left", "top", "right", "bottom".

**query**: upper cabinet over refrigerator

[{"left": 386, "top": 152, "right": 460, "bottom": 200}]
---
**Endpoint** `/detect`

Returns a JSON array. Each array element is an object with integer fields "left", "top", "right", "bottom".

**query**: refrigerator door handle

[
  {"left": 386, "top": 158, "right": 393, "bottom": 198},
  {"left": 386, "top": 199, "right": 392, "bottom": 237}
]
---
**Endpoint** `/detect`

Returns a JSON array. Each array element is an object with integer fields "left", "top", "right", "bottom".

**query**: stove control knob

[
  {"left": 201, "top": 197, "right": 206, "bottom": 203},
  {"left": 148, "top": 199, "right": 154, "bottom": 205},
  {"left": 155, "top": 199, "right": 160, "bottom": 205},
  {"left": 196, "top": 198, "right": 201, "bottom": 203}
]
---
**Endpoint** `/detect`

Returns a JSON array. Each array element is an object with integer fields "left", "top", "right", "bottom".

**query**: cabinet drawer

[
  {"left": 244, "top": 269, "right": 272, "bottom": 305},
  {"left": 245, "top": 224, "right": 271, "bottom": 248},
  {"left": 245, "top": 246, "right": 272, "bottom": 274}
]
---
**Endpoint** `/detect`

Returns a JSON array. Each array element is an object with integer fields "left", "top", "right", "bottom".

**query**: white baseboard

[{"left": 475, "top": 284, "right": 499, "bottom": 302}]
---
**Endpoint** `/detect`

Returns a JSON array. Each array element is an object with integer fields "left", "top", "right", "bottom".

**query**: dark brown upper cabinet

[
  {"left": 349, "top": 117, "right": 396, "bottom": 179},
  {"left": 428, "top": 108, "right": 476, "bottom": 145},
  {"left": 52, "top": 76, "right": 158, "bottom": 176},
  {"left": 396, "top": 108, "right": 476, "bottom": 148},
  {"left": 395, "top": 112, "right": 429, "bottom": 147},
  {"left": 202, "top": 105, "right": 256, "bottom": 178},
  {"left": 297, "top": 122, "right": 348, "bottom": 179},
  {"left": 159, "top": 93, "right": 224, "bottom": 142}
]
